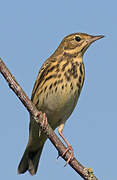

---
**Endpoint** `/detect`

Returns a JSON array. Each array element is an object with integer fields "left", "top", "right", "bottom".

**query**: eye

[{"left": 75, "top": 36, "right": 81, "bottom": 42}]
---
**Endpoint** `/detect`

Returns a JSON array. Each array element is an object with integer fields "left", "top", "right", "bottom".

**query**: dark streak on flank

[
  {"left": 71, "top": 63, "right": 77, "bottom": 74},
  {"left": 67, "top": 76, "right": 70, "bottom": 81},
  {"left": 82, "top": 75, "right": 85, "bottom": 84},
  {"left": 77, "top": 82, "right": 81, "bottom": 89},
  {"left": 79, "top": 64, "right": 83, "bottom": 75},
  {"left": 58, "top": 74, "right": 61, "bottom": 78},
  {"left": 51, "top": 58, "right": 56, "bottom": 62},
  {"left": 79, "top": 76, "right": 81, "bottom": 84},
  {"left": 47, "top": 66, "right": 56, "bottom": 74},
  {"left": 49, "top": 84, "right": 53, "bottom": 89},
  {"left": 70, "top": 82, "right": 73, "bottom": 90},
  {"left": 57, "top": 79, "right": 63, "bottom": 84},
  {"left": 68, "top": 69, "right": 71, "bottom": 74},
  {"left": 56, "top": 64, "right": 59, "bottom": 68},
  {"left": 55, "top": 87, "right": 57, "bottom": 92},
  {"left": 73, "top": 73, "right": 78, "bottom": 79},
  {"left": 39, "top": 89, "right": 43, "bottom": 95},
  {"left": 55, "top": 64, "right": 60, "bottom": 73},
  {"left": 56, "top": 68, "right": 60, "bottom": 72},
  {"left": 39, "top": 63, "right": 60, "bottom": 87},
  {"left": 75, "top": 61, "right": 79, "bottom": 66},
  {"left": 54, "top": 81, "right": 57, "bottom": 86},
  {"left": 62, "top": 61, "right": 69, "bottom": 71},
  {"left": 64, "top": 72, "right": 70, "bottom": 81},
  {"left": 67, "top": 63, "right": 78, "bottom": 79},
  {"left": 62, "top": 85, "right": 64, "bottom": 89},
  {"left": 44, "top": 86, "right": 47, "bottom": 92},
  {"left": 78, "top": 89, "right": 81, "bottom": 96},
  {"left": 43, "top": 74, "right": 57, "bottom": 84}
]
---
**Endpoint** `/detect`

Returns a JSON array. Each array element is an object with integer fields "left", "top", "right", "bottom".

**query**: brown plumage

[{"left": 18, "top": 33, "right": 104, "bottom": 175}]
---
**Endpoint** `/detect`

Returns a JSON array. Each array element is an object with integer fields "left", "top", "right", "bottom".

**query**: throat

[{"left": 63, "top": 51, "right": 83, "bottom": 63}]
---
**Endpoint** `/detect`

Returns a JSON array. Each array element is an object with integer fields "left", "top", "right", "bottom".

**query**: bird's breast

[
  {"left": 32, "top": 60, "right": 85, "bottom": 129},
  {"left": 38, "top": 63, "right": 84, "bottom": 125}
]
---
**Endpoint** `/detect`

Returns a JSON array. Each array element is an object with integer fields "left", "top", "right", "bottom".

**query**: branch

[{"left": 0, "top": 58, "right": 98, "bottom": 180}]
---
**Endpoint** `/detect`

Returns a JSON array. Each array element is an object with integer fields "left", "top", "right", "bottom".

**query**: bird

[{"left": 18, "top": 32, "right": 104, "bottom": 175}]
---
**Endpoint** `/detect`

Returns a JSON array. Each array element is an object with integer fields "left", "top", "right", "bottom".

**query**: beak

[{"left": 87, "top": 35, "right": 104, "bottom": 44}]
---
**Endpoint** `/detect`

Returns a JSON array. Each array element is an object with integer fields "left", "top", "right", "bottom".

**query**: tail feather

[
  {"left": 28, "top": 149, "right": 43, "bottom": 175},
  {"left": 18, "top": 146, "right": 44, "bottom": 175},
  {"left": 17, "top": 148, "right": 29, "bottom": 174}
]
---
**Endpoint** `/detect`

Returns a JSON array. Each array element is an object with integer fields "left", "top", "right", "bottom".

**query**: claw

[
  {"left": 62, "top": 145, "right": 74, "bottom": 166},
  {"left": 56, "top": 145, "right": 74, "bottom": 166},
  {"left": 56, "top": 153, "right": 60, "bottom": 163},
  {"left": 56, "top": 153, "right": 60, "bottom": 160}
]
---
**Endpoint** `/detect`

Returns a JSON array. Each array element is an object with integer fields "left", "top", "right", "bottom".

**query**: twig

[{"left": 0, "top": 58, "right": 98, "bottom": 180}]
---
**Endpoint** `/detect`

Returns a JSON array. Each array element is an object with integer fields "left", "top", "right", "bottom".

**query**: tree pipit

[{"left": 18, "top": 33, "right": 104, "bottom": 175}]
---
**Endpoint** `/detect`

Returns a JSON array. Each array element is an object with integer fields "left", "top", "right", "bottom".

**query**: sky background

[{"left": 0, "top": 0, "right": 117, "bottom": 179}]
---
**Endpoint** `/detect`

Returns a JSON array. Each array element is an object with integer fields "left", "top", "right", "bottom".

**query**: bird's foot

[
  {"left": 62, "top": 144, "right": 74, "bottom": 166},
  {"left": 56, "top": 144, "right": 74, "bottom": 166}
]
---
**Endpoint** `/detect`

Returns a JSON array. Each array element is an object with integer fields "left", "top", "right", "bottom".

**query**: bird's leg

[{"left": 58, "top": 124, "right": 74, "bottom": 166}]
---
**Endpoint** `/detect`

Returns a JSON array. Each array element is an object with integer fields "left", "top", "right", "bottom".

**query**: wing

[
  {"left": 31, "top": 57, "right": 60, "bottom": 105},
  {"left": 31, "top": 60, "right": 50, "bottom": 102}
]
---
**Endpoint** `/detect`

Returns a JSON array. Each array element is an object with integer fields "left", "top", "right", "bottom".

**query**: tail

[{"left": 18, "top": 145, "right": 44, "bottom": 175}]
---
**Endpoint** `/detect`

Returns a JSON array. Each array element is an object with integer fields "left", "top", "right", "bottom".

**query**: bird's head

[{"left": 58, "top": 33, "right": 104, "bottom": 57}]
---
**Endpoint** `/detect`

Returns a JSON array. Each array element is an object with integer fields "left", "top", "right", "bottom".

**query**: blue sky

[{"left": 0, "top": 0, "right": 117, "bottom": 179}]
